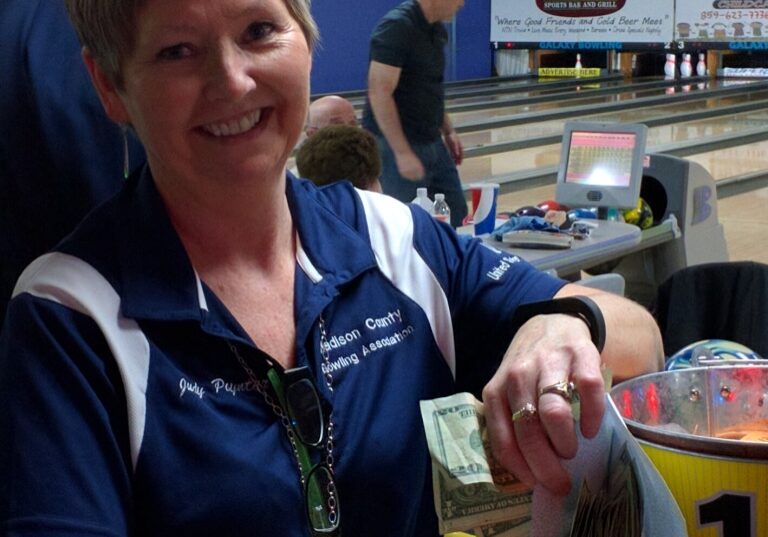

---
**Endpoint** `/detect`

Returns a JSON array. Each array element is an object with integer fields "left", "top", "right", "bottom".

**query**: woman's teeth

[{"left": 204, "top": 110, "right": 261, "bottom": 137}]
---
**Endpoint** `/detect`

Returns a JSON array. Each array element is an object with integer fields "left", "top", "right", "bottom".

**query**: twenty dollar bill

[{"left": 420, "top": 392, "right": 532, "bottom": 534}]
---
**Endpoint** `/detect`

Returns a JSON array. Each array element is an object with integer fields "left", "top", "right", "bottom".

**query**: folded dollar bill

[{"left": 420, "top": 392, "right": 532, "bottom": 535}]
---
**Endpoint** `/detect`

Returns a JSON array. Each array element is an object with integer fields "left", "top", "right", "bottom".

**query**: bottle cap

[{"left": 435, "top": 193, "right": 445, "bottom": 200}]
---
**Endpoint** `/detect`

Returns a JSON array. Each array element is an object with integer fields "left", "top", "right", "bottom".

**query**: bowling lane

[
  {"left": 342, "top": 74, "right": 624, "bottom": 109},
  {"left": 718, "top": 184, "right": 768, "bottom": 264},
  {"left": 444, "top": 78, "right": 640, "bottom": 108},
  {"left": 458, "top": 105, "right": 768, "bottom": 183},
  {"left": 449, "top": 79, "right": 728, "bottom": 128},
  {"left": 687, "top": 141, "right": 768, "bottom": 182},
  {"left": 459, "top": 88, "right": 768, "bottom": 149}
]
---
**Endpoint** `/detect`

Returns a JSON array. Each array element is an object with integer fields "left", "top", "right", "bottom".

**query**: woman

[{"left": 0, "top": 0, "right": 664, "bottom": 535}]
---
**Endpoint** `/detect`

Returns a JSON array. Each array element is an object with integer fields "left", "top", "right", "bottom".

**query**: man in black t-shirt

[{"left": 363, "top": 0, "right": 468, "bottom": 227}]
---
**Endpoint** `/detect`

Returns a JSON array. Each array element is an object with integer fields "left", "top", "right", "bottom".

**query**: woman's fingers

[
  {"left": 483, "top": 386, "right": 536, "bottom": 489},
  {"left": 513, "top": 411, "right": 571, "bottom": 495},
  {"left": 536, "top": 388, "right": 578, "bottom": 459},
  {"left": 482, "top": 313, "right": 608, "bottom": 495}
]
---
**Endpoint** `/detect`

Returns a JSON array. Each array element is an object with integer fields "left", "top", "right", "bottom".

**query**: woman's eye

[
  {"left": 157, "top": 44, "right": 193, "bottom": 61},
  {"left": 245, "top": 22, "right": 275, "bottom": 42}
]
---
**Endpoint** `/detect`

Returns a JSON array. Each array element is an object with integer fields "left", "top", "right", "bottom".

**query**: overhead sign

[
  {"left": 676, "top": 0, "right": 768, "bottom": 47},
  {"left": 491, "top": 0, "right": 675, "bottom": 46}
]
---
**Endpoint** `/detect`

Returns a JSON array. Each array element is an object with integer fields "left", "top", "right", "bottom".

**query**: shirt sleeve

[
  {"left": 410, "top": 207, "right": 567, "bottom": 396},
  {"left": 0, "top": 295, "right": 132, "bottom": 537},
  {"left": 369, "top": 17, "right": 413, "bottom": 68}
]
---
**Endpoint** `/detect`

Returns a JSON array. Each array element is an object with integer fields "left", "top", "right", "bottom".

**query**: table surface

[{"left": 476, "top": 219, "right": 644, "bottom": 277}]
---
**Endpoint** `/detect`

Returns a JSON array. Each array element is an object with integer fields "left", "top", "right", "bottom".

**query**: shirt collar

[
  {"left": 117, "top": 167, "right": 377, "bottom": 323},
  {"left": 411, "top": 0, "right": 432, "bottom": 30}
]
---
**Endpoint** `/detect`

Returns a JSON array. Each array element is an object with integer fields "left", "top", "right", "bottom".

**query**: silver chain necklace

[{"left": 227, "top": 314, "right": 337, "bottom": 485}]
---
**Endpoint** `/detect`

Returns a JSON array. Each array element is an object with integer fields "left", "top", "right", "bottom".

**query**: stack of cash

[
  {"left": 568, "top": 441, "right": 642, "bottom": 537},
  {"left": 421, "top": 390, "right": 660, "bottom": 537}
]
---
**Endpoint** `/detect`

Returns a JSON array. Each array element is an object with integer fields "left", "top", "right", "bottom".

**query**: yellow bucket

[{"left": 611, "top": 365, "right": 768, "bottom": 537}]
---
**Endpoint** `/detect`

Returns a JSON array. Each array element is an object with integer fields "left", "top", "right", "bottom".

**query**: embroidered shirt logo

[
  {"left": 179, "top": 378, "right": 205, "bottom": 399},
  {"left": 320, "top": 308, "right": 416, "bottom": 375},
  {"left": 178, "top": 376, "right": 259, "bottom": 400}
]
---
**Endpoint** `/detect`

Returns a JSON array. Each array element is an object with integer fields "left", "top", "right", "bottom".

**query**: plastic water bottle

[
  {"left": 411, "top": 187, "right": 433, "bottom": 212},
  {"left": 432, "top": 193, "right": 451, "bottom": 224}
]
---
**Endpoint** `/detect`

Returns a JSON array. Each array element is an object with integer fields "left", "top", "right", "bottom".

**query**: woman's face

[{"left": 94, "top": 0, "right": 311, "bottom": 189}]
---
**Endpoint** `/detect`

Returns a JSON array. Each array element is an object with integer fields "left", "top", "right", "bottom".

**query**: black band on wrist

[{"left": 511, "top": 296, "right": 606, "bottom": 353}]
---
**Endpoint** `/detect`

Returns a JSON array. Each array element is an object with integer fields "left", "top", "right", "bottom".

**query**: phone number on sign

[{"left": 700, "top": 10, "right": 768, "bottom": 19}]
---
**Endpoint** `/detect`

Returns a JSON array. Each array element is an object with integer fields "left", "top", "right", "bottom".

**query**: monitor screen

[{"left": 555, "top": 121, "right": 647, "bottom": 210}]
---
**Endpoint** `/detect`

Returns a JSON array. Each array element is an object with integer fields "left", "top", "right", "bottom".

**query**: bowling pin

[
  {"left": 696, "top": 52, "right": 707, "bottom": 77},
  {"left": 680, "top": 53, "right": 692, "bottom": 78},
  {"left": 575, "top": 53, "right": 582, "bottom": 69},
  {"left": 664, "top": 53, "right": 676, "bottom": 78}
]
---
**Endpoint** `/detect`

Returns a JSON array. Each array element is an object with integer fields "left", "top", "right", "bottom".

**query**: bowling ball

[
  {"left": 666, "top": 339, "right": 763, "bottom": 370},
  {"left": 567, "top": 208, "right": 598, "bottom": 220},
  {"left": 515, "top": 205, "right": 546, "bottom": 218},
  {"left": 622, "top": 197, "right": 654, "bottom": 229},
  {"left": 537, "top": 199, "right": 568, "bottom": 212}
]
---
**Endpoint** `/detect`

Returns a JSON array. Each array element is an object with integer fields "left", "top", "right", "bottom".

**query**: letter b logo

[{"left": 691, "top": 185, "right": 712, "bottom": 226}]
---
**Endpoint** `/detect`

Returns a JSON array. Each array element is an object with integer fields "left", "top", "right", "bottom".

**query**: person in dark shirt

[
  {"left": 363, "top": 0, "right": 468, "bottom": 227},
  {"left": 0, "top": 0, "right": 145, "bottom": 329}
]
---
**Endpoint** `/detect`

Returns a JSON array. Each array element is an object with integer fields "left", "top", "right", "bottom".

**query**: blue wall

[{"left": 310, "top": 0, "right": 492, "bottom": 94}]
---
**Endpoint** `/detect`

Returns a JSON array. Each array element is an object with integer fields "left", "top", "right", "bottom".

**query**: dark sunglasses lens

[
  {"left": 286, "top": 378, "right": 324, "bottom": 446},
  {"left": 306, "top": 464, "right": 340, "bottom": 534}
]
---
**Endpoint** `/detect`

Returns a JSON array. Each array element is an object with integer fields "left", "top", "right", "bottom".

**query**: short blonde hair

[{"left": 65, "top": 0, "right": 318, "bottom": 88}]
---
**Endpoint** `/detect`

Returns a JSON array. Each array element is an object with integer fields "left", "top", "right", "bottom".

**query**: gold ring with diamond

[
  {"left": 538, "top": 380, "right": 578, "bottom": 403},
  {"left": 511, "top": 402, "right": 538, "bottom": 422}
]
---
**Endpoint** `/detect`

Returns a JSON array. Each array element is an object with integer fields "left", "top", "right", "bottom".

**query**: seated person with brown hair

[{"left": 296, "top": 124, "right": 383, "bottom": 192}]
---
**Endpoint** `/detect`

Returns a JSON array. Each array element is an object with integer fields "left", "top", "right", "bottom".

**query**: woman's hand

[{"left": 481, "top": 313, "right": 605, "bottom": 495}]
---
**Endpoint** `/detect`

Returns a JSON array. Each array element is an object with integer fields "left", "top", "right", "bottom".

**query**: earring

[{"left": 121, "top": 124, "right": 130, "bottom": 180}]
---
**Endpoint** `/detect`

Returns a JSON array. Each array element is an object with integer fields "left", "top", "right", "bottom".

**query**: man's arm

[
  {"left": 441, "top": 113, "right": 463, "bottom": 166},
  {"left": 367, "top": 60, "right": 424, "bottom": 181}
]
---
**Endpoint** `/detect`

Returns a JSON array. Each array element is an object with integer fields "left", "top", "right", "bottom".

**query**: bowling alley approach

[{"left": 3, "top": 1, "right": 768, "bottom": 537}]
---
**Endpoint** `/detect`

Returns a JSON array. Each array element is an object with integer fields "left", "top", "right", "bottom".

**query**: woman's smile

[{"left": 200, "top": 108, "right": 263, "bottom": 138}]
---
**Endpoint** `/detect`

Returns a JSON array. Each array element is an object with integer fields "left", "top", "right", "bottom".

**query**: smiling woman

[{"left": 0, "top": 0, "right": 666, "bottom": 536}]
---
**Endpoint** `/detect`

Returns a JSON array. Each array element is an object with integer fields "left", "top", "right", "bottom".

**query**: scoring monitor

[{"left": 554, "top": 121, "right": 648, "bottom": 210}]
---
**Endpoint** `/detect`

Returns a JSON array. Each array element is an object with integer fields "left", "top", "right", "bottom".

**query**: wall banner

[
  {"left": 676, "top": 0, "right": 768, "bottom": 49},
  {"left": 490, "top": 0, "right": 675, "bottom": 46}
]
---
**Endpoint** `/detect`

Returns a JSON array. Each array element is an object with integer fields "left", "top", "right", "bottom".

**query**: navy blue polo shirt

[
  {"left": 0, "top": 169, "right": 564, "bottom": 536},
  {"left": 363, "top": 0, "right": 448, "bottom": 143}
]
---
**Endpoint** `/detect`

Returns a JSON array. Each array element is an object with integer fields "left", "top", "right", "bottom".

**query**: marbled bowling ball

[
  {"left": 666, "top": 339, "right": 763, "bottom": 370},
  {"left": 536, "top": 199, "right": 568, "bottom": 212},
  {"left": 622, "top": 197, "right": 654, "bottom": 229},
  {"left": 567, "top": 208, "right": 598, "bottom": 220},
  {"left": 515, "top": 205, "right": 546, "bottom": 218}
]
